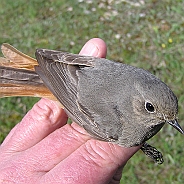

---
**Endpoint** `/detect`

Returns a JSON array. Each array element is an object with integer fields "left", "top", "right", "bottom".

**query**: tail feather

[
  {"left": 1, "top": 43, "right": 37, "bottom": 70},
  {"left": 0, "top": 43, "right": 57, "bottom": 101},
  {"left": 0, "top": 65, "right": 56, "bottom": 100}
]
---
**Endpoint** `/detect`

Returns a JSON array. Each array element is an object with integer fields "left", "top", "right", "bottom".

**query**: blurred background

[{"left": 0, "top": 0, "right": 184, "bottom": 183}]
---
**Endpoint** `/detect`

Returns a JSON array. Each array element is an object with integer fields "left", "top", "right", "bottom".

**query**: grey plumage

[{"left": 35, "top": 49, "right": 184, "bottom": 163}]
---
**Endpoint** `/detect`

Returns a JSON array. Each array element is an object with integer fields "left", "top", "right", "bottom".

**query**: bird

[{"left": 0, "top": 43, "right": 183, "bottom": 164}]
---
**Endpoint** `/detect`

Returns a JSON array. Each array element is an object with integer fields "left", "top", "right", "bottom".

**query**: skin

[{"left": 0, "top": 38, "right": 141, "bottom": 184}]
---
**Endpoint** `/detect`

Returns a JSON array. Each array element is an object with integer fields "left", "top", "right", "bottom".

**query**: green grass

[{"left": 0, "top": 0, "right": 184, "bottom": 183}]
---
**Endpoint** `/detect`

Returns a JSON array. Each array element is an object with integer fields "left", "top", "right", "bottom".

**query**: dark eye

[{"left": 145, "top": 102, "right": 155, "bottom": 113}]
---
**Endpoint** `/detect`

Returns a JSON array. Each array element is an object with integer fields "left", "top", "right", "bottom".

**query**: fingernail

[{"left": 80, "top": 42, "right": 99, "bottom": 57}]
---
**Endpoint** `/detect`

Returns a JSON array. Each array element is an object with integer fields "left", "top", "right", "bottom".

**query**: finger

[
  {"left": 79, "top": 38, "right": 107, "bottom": 58},
  {"left": 41, "top": 140, "right": 141, "bottom": 184},
  {"left": 18, "top": 123, "right": 91, "bottom": 172},
  {"left": 1, "top": 98, "right": 68, "bottom": 152},
  {"left": 109, "top": 166, "right": 124, "bottom": 184}
]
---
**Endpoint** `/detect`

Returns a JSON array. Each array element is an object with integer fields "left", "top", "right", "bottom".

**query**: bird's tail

[{"left": 0, "top": 43, "right": 56, "bottom": 100}]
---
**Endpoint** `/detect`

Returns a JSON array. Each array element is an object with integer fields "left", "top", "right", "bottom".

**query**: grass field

[{"left": 0, "top": 0, "right": 184, "bottom": 183}]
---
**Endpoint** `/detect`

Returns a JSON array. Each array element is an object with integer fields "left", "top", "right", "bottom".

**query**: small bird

[{"left": 0, "top": 43, "right": 183, "bottom": 164}]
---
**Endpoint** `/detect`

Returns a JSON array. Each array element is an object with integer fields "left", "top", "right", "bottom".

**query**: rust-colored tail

[{"left": 0, "top": 43, "right": 56, "bottom": 100}]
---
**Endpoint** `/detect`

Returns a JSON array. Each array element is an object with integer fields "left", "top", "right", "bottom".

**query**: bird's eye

[{"left": 145, "top": 102, "right": 155, "bottom": 113}]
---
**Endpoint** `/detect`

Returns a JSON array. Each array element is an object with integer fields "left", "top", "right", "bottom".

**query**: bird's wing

[
  {"left": 35, "top": 49, "right": 110, "bottom": 140},
  {"left": 35, "top": 49, "right": 95, "bottom": 114},
  {"left": 35, "top": 49, "right": 96, "bottom": 66}
]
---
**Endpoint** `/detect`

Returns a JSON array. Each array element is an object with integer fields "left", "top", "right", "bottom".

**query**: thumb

[{"left": 79, "top": 38, "right": 107, "bottom": 58}]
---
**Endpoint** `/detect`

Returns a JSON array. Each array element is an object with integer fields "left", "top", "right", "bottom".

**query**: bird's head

[{"left": 133, "top": 72, "right": 184, "bottom": 136}]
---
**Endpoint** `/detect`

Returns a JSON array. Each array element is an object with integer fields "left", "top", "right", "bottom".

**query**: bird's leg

[{"left": 140, "top": 142, "right": 164, "bottom": 164}]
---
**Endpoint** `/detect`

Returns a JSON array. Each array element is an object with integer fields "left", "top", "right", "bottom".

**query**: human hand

[{"left": 0, "top": 38, "right": 141, "bottom": 184}]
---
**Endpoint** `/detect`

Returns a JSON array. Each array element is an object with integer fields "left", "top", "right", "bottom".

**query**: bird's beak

[{"left": 167, "top": 119, "right": 184, "bottom": 134}]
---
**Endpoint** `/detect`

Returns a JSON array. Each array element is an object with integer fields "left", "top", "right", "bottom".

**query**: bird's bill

[{"left": 167, "top": 119, "right": 184, "bottom": 134}]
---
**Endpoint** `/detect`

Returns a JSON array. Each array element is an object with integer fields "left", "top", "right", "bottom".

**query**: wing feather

[{"left": 35, "top": 49, "right": 110, "bottom": 141}]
